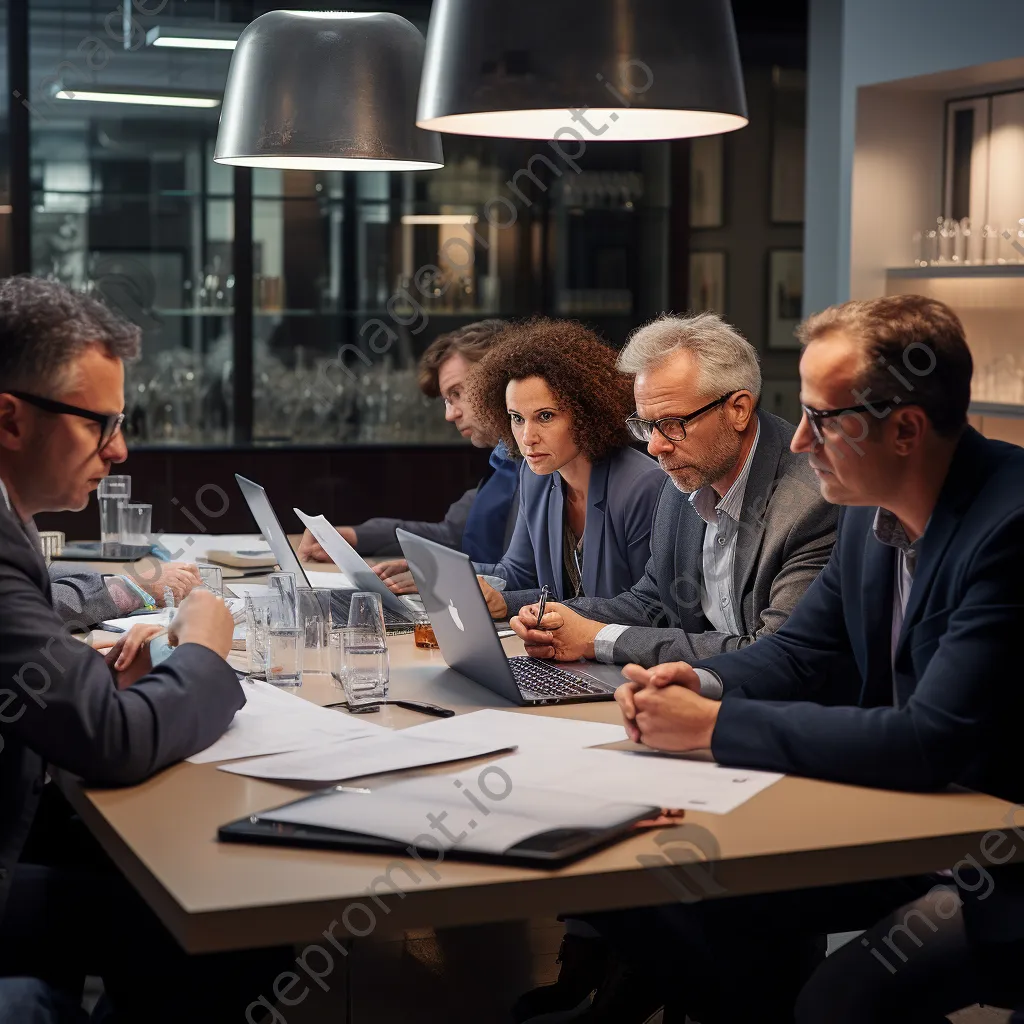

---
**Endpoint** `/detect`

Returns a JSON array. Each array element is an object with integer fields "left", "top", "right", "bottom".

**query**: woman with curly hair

[{"left": 467, "top": 317, "right": 663, "bottom": 620}]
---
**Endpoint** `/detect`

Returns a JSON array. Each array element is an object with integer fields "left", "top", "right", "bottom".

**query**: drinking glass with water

[
  {"left": 329, "top": 627, "right": 389, "bottom": 708},
  {"left": 265, "top": 572, "right": 301, "bottom": 686},
  {"left": 97, "top": 475, "right": 130, "bottom": 557}
]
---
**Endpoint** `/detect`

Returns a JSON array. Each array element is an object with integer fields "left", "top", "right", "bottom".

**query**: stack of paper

[
  {"left": 218, "top": 732, "right": 516, "bottom": 782},
  {"left": 187, "top": 679, "right": 386, "bottom": 764}
]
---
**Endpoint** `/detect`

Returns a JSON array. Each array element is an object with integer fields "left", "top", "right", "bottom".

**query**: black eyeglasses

[
  {"left": 6, "top": 391, "right": 125, "bottom": 450},
  {"left": 801, "top": 400, "right": 918, "bottom": 446},
  {"left": 625, "top": 392, "right": 738, "bottom": 443}
]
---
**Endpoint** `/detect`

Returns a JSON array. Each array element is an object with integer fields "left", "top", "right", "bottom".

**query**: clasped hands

[{"left": 511, "top": 600, "right": 720, "bottom": 752}]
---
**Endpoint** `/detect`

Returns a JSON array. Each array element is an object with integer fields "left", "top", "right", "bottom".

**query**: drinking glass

[
  {"left": 266, "top": 607, "right": 302, "bottom": 687},
  {"left": 244, "top": 595, "right": 272, "bottom": 679},
  {"left": 347, "top": 591, "right": 387, "bottom": 639},
  {"left": 266, "top": 572, "right": 299, "bottom": 628},
  {"left": 329, "top": 627, "right": 389, "bottom": 707},
  {"left": 197, "top": 564, "right": 223, "bottom": 595},
  {"left": 98, "top": 475, "right": 131, "bottom": 499},
  {"left": 122, "top": 503, "right": 152, "bottom": 547},
  {"left": 413, "top": 608, "right": 439, "bottom": 650},
  {"left": 299, "top": 589, "right": 333, "bottom": 674},
  {"left": 98, "top": 495, "right": 126, "bottom": 556}
]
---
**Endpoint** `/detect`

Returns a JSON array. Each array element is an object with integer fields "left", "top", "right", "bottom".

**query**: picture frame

[
  {"left": 770, "top": 68, "right": 806, "bottom": 225},
  {"left": 690, "top": 135, "right": 725, "bottom": 229},
  {"left": 766, "top": 249, "right": 804, "bottom": 349},
  {"left": 688, "top": 251, "right": 727, "bottom": 315}
]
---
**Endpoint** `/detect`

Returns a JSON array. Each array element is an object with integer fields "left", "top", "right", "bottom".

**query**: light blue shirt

[{"left": 594, "top": 423, "right": 760, "bottom": 666}]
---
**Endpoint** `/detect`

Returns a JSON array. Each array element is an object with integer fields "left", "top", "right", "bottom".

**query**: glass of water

[
  {"left": 329, "top": 627, "right": 389, "bottom": 707},
  {"left": 122, "top": 503, "right": 152, "bottom": 547},
  {"left": 265, "top": 572, "right": 301, "bottom": 686},
  {"left": 197, "top": 563, "right": 223, "bottom": 595},
  {"left": 299, "top": 588, "right": 333, "bottom": 658}
]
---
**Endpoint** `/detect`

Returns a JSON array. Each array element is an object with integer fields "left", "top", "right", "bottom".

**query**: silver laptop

[
  {"left": 396, "top": 529, "right": 621, "bottom": 706},
  {"left": 234, "top": 475, "right": 415, "bottom": 633}
]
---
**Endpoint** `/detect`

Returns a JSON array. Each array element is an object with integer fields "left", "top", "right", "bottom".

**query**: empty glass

[
  {"left": 299, "top": 588, "right": 333, "bottom": 652},
  {"left": 347, "top": 591, "right": 387, "bottom": 638},
  {"left": 122, "top": 503, "right": 152, "bottom": 547},
  {"left": 197, "top": 564, "right": 223, "bottom": 595},
  {"left": 266, "top": 572, "right": 299, "bottom": 628},
  {"left": 329, "top": 627, "right": 389, "bottom": 708},
  {"left": 244, "top": 595, "right": 272, "bottom": 679}
]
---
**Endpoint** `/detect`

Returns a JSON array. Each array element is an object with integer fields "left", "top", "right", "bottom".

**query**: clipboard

[{"left": 219, "top": 787, "right": 659, "bottom": 869}]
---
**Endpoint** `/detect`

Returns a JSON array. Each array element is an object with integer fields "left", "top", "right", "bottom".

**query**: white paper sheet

[
  {"left": 483, "top": 748, "right": 783, "bottom": 815},
  {"left": 187, "top": 679, "right": 385, "bottom": 764},
  {"left": 218, "top": 733, "right": 515, "bottom": 782},
  {"left": 304, "top": 570, "right": 355, "bottom": 590},
  {"left": 225, "top": 583, "right": 270, "bottom": 599},
  {"left": 399, "top": 709, "right": 628, "bottom": 751},
  {"left": 256, "top": 774, "right": 651, "bottom": 854}
]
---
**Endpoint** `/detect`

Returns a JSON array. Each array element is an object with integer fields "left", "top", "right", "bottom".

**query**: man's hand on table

[
  {"left": 478, "top": 577, "right": 507, "bottom": 620},
  {"left": 298, "top": 525, "right": 357, "bottom": 562},
  {"left": 510, "top": 601, "right": 602, "bottom": 660},
  {"left": 375, "top": 559, "right": 417, "bottom": 595},
  {"left": 615, "top": 662, "right": 719, "bottom": 752}
]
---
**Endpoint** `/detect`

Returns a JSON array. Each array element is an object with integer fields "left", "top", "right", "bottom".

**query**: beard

[{"left": 659, "top": 423, "right": 743, "bottom": 494}]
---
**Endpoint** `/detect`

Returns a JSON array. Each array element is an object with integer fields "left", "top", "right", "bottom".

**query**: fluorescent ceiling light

[
  {"left": 55, "top": 88, "right": 220, "bottom": 109},
  {"left": 146, "top": 25, "right": 241, "bottom": 50},
  {"left": 401, "top": 214, "right": 479, "bottom": 225}
]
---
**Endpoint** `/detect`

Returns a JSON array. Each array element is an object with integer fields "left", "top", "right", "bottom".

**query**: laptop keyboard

[
  {"left": 329, "top": 591, "right": 415, "bottom": 635},
  {"left": 509, "top": 656, "right": 609, "bottom": 698}
]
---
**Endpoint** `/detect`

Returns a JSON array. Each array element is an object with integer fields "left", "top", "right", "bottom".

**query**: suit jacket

[
  {"left": 700, "top": 428, "right": 1024, "bottom": 940},
  {"left": 569, "top": 412, "right": 838, "bottom": 667},
  {"left": 0, "top": 495, "right": 244, "bottom": 922},
  {"left": 353, "top": 461, "right": 520, "bottom": 558},
  {"left": 476, "top": 446, "right": 664, "bottom": 614}
]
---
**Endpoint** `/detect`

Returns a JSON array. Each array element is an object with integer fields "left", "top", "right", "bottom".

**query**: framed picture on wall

[
  {"left": 689, "top": 251, "right": 727, "bottom": 315},
  {"left": 767, "top": 249, "right": 804, "bottom": 349},
  {"left": 770, "top": 68, "right": 807, "bottom": 224},
  {"left": 690, "top": 135, "right": 724, "bottom": 228}
]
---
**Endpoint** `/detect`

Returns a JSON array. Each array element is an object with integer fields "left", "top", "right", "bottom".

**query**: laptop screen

[{"left": 234, "top": 474, "right": 311, "bottom": 587}]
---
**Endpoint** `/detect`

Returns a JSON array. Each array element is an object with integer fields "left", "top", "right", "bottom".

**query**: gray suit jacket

[
  {"left": 569, "top": 412, "right": 838, "bottom": 667},
  {"left": 0, "top": 496, "right": 244, "bottom": 921}
]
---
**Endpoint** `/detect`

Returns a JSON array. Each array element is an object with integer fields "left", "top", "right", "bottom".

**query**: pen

[{"left": 536, "top": 584, "right": 549, "bottom": 629}]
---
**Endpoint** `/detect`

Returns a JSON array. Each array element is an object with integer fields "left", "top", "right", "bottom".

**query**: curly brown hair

[{"left": 466, "top": 318, "right": 635, "bottom": 462}]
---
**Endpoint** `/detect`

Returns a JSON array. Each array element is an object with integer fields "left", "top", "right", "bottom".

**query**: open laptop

[
  {"left": 397, "top": 529, "right": 621, "bottom": 706},
  {"left": 234, "top": 474, "right": 415, "bottom": 634}
]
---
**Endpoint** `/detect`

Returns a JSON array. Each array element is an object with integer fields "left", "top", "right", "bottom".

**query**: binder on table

[{"left": 219, "top": 774, "right": 659, "bottom": 869}]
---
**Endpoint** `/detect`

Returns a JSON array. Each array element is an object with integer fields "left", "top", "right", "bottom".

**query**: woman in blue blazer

[{"left": 468, "top": 317, "right": 664, "bottom": 619}]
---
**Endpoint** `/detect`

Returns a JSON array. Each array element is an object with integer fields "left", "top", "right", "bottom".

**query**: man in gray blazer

[
  {"left": 512, "top": 311, "right": 838, "bottom": 669},
  {"left": 0, "top": 277, "right": 281, "bottom": 1021}
]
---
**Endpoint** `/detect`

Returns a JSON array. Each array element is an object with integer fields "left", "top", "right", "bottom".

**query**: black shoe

[
  {"left": 512, "top": 934, "right": 610, "bottom": 1023},
  {"left": 574, "top": 961, "right": 666, "bottom": 1024}
]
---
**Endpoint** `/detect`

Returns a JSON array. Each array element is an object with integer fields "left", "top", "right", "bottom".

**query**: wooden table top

[{"left": 55, "top": 557, "right": 1024, "bottom": 954}]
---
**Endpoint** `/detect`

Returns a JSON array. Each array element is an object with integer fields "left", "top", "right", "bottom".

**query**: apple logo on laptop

[{"left": 448, "top": 599, "right": 465, "bottom": 631}]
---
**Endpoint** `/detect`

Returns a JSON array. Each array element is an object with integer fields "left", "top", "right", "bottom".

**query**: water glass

[
  {"left": 266, "top": 572, "right": 299, "bottom": 629},
  {"left": 329, "top": 627, "right": 389, "bottom": 707},
  {"left": 299, "top": 588, "right": 333, "bottom": 653},
  {"left": 347, "top": 591, "right": 387, "bottom": 640},
  {"left": 197, "top": 563, "right": 223, "bottom": 595},
  {"left": 122, "top": 503, "right": 152, "bottom": 547},
  {"left": 98, "top": 475, "right": 131, "bottom": 499},
  {"left": 244, "top": 595, "right": 272, "bottom": 679},
  {"left": 98, "top": 494, "right": 127, "bottom": 556}
]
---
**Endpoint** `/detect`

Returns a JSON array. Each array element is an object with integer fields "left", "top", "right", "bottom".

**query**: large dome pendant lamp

[
  {"left": 215, "top": 11, "right": 444, "bottom": 172},
  {"left": 416, "top": 0, "right": 748, "bottom": 142}
]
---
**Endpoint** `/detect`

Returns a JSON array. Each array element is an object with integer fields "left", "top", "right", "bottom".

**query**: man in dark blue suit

[{"left": 606, "top": 295, "right": 1024, "bottom": 1022}]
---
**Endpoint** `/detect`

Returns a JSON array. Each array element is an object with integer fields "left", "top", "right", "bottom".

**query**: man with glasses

[
  {"left": 0, "top": 276, "right": 285, "bottom": 1022},
  {"left": 598, "top": 295, "right": 1024, "bottom": 1022},
  {"left": 510, "top": 311, "right": 837, "bottom": 1024},
  {"left": 511, "top": 311, "right": 837, "bottom": 672}
]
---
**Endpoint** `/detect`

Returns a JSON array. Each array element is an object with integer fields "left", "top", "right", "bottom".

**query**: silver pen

[{"left": 536, "top": 584, "right": 550, "bottom": 629}]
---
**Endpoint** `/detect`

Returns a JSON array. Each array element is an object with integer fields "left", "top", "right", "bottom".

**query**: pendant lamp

[
  {"left": 417, "top": 0, "right": 747, "bottom": 141},
  {"left": 215, "top": 11, "right": 444, "bottom": 171}
]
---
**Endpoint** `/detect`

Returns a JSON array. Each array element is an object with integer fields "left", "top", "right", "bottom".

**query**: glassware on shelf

[
  {"left": 983, "top": 223, "right": 1002, "bottom": 265},
  {"left": 974, "top": 355, "right": 1024, "bottom": 406}
]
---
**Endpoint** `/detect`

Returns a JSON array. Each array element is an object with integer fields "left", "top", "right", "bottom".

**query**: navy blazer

[
  {"left": 700, "top": 428, "right": 1024, "bottom": 940},
  {"left": 475, "top": 446, "right": 663, "bottom": 613}
]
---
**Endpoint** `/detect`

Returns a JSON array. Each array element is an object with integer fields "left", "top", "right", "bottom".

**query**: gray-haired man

[
  {"left": 512, "top": 312, "right": 838, "bottom": 669},
  {"left": 511, "top": 312, "right": 838, "bottom": 1022}
]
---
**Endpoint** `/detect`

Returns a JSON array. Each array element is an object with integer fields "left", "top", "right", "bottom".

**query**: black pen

[{"left": 536, "top": 584, "right": 550, "bottom": 630}]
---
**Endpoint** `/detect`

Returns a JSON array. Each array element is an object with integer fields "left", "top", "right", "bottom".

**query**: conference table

[{"left": 55, "top": 552, "right": 1024, "bottom": 966}]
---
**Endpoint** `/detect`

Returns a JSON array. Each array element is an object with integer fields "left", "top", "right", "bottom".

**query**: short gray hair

[
  {"left": 617, "top": 312, "right": 761, "bottom": 400},
  {"left": 0, "top": 276, "right": 141, "bottom": 397}
]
